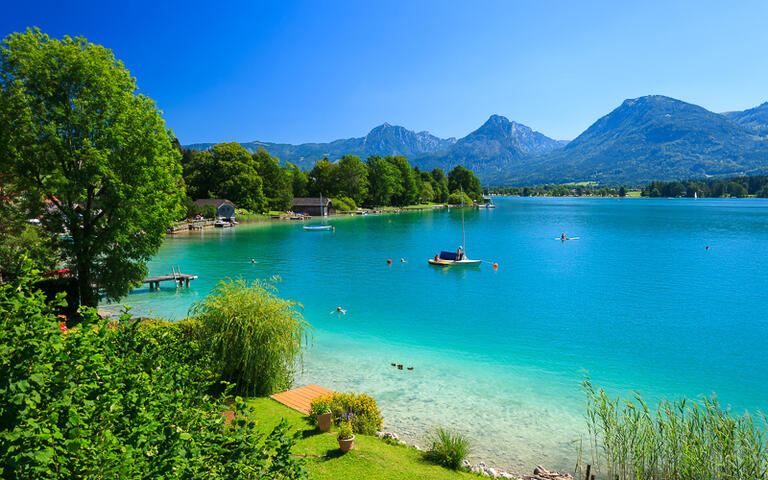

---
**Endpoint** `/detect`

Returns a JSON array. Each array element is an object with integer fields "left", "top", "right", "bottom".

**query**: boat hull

[
  {"left": 303, "top": 226, "right": 333, "bottom": 231},
  {"left": 428, "top": 259, "right": 482, "bottom": 267}
]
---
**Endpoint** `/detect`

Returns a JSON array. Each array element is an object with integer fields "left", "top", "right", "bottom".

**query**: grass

[
  {"left": 583, "top": 379, "right": 768, "bottom": 480},
  {"left": 237, "top": 212, "right": 272, "bottom": 221},
  {"left": 423, "top": 427, "right": 473, "bottom": 470},
  {"left": 246, "top": 398, "right": 476, "bottom": 480}
]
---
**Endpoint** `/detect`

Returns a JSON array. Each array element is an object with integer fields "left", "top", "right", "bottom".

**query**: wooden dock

[
  {"left": 143, "top": 267, "right": 198, "bottom": 290},
  {"left": 269, "top": 384, "right": 334, "bottom": 414}
]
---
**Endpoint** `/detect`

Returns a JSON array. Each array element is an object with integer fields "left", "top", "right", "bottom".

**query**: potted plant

[
  {"left": 310, "top": 396, "right": 333, "bottom": 432},
  {"left": 337, "top": 419, "right": 355, "bottom": 453},
  {"left": 317, "top": 410, "right": 332, "bottom": 432}
]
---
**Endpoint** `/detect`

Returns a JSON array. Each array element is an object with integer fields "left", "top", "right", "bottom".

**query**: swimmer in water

[
  {"left": 331, "top": 306, "right": 347, "bottom": 315},
  {"left": 561, "top": 233, "right": 566, "bottom": 240},
  {"left": 401, "top": 258, "right": 407, "bottom": 263},
  {"left": 251, "top": 258, "right": 256, "bottom": 263}
]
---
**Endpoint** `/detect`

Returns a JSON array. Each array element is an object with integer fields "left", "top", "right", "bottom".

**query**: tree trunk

[{"left": 77, "top": 262, "right": 97, "bottom": 308}]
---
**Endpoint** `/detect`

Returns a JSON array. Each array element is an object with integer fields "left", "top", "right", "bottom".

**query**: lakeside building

[
  {"left": 193, "top": 199, "right": 236, "bottom": 221},
  {"left": 292, "top": 197, "right": 333, "bottom": 216}
]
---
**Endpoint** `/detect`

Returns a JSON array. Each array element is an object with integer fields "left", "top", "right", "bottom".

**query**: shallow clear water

[{"left": 103, "top": 197, "right": 768, "bottom": 472}]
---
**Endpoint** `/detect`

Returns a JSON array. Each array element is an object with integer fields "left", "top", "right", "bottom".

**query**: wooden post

[
  {"left": 185, "top": 278, "right": 190, "bottom": 287},
  {"left": 149, "top": 282, "right": 154, "bottom": 291},
  {"left": 585, "top": 465, "right": 591, "bottom": 480}
]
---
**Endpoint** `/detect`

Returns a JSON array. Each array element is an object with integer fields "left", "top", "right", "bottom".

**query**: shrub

[
  {"left": 423, "top": 427, "right": 473, "bottom": 470},
  {"left": 189, "top": 278, "right": 311, "bottom": 396},
  {"left": 310, "top": 392, "right": 383, "bottom": 435},
  {"left": 0, "top": 265, "right": 307, "bottom": 479},
  {"left": 332, "top": 196, "right": 357, "bottom": 212},
  {"left": 447, "top": 190, "right": 473, "bottom": 206}
]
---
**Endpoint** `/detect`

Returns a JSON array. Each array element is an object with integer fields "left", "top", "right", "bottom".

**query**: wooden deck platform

[{"left": 269, "top": 384, "right": 334, "bottom": 414}]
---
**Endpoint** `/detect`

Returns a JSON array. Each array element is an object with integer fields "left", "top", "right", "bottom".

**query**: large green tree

[
  {"left": 447, "top": 165, "right": 483, "bottom": 201},
  {"left": 183, "top": 143, "right": 267, "bottom": 212},
  {"left": 430, "top": 168, "right": 449, "bottom": 203},
  {"left": 365, "top": 155, "right": 398, "bottom": 206},
  {"left": 307, "top": 158, "right": 337, "bottom": 198},
  {"left": 254, "top": 148, "right": 292, "bottom": 211},
  {"left": 334, "top": 154, "right": 369, "bottom": 205},
  {"left": 0, "top": 29, "right": 184, "bottom": 307},
  {"left": 285, "top": 163, "right": 309, "bottom": 198}
]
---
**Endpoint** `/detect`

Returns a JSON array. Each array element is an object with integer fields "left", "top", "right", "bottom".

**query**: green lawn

[{"left": 246, "top": 398, "right": 476, "bottom": 480}]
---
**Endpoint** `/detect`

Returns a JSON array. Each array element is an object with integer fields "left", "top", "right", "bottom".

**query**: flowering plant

[{"left": 337, "top": 408, "right": 355, "bottom": 439}]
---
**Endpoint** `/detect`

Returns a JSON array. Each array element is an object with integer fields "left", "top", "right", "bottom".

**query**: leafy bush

[
  {"left": 310, "top": 392, "right": 383, "bottom": 435},
  {"left": 332, "top": 196, "right": 357, "bottom": 212},
  {"left": 0, "top": 265, "right": 307, "bottom": 479},
  {"left": 189, "top": 278, "right": 311, "bottom": 396},
  {"left": 423, "top": 427, "right": 472, "bottom": 470},
  {"left": 583, "top": 378, "right": 768, "bottom": 480},
  {"left": 447, "top": 190, "right": 473, "bottom": 206}
]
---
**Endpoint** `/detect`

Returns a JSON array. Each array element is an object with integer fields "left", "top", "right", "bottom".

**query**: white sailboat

[{"left": 428, "top": 187, "right": 482, "bottom": 267}]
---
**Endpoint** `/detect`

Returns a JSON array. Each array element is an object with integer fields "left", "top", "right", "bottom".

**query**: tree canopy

[{"left": 0, "top": 29, "right": 184, "bottom": 307}]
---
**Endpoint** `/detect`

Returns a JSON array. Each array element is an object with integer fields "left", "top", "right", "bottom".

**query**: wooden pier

[{"left": 143, "top": 267, "right": 198, "bottom": 290}]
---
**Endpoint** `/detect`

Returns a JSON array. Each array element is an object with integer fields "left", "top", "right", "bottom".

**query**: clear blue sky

[{"left": 3, "top": 0, "right": 767, "bottom": 144}]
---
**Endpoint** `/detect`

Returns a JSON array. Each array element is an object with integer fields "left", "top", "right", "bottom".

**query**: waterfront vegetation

[
  {"left": 641, "top": 174, "right": 768, "bottom": 198},
  {"left": 310, "top": 393, "right": 383, "bottom": 435},
  {"left": 190, "top": 278, "right": 311, "bottom": 396},
  {"left": 583, "top": 379, "right": 768, "bottom": 480},
  {"left": 0, "top": 266, "right": 306, "bottom": 479},
  {"left": 423, "top": 428, "right": 473, "bottom": 471},
  {"left": 485, "top": 184, "right": 627, "bottom": 197}
]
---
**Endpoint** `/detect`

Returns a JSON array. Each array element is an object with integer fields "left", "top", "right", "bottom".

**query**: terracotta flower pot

[
  {"left": 317, "top": 412, "right": 332, "bottom": 432},
  {"left": 337, "top": 435, "right": 355, "bottom": 453}
]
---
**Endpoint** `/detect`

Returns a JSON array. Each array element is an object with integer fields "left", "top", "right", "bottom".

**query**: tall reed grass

[
  {"left": 583, "top": 378, "right": 767, "bottom": 480},
  {"left": 189, "top": 278, "right": 311, "bottom": 396},
  {"left": 423, "top": 427, "right": 472, "bottom": 470}
]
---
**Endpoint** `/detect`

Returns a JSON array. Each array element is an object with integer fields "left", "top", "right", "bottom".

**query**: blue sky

[{"left": 3, "top": 0, "right": 767, "bottom": 144}]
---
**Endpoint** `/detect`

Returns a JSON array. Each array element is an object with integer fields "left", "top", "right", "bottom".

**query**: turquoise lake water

[{"left": 103, "top": 197, "right": 768, "bottom": 472}]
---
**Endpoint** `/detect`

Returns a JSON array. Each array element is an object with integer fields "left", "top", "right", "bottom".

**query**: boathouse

[
  {"left": 193, "top": 199, "right": 236, "bottom": 220},
  {"left": 292, "top": 197, "right": 333, "bottom": 216}
]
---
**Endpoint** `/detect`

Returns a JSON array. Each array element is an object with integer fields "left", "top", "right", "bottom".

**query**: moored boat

[
  {"left": 428, "top": 187, "right": 482, "bottom": 267},
  {"left": 428, "top": 251, "right": 482, "bottom": 266}
]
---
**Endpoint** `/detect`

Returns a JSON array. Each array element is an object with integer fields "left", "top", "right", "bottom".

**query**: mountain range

[{"left": 185, "top": 95, "right": 768, "bottom": 185}]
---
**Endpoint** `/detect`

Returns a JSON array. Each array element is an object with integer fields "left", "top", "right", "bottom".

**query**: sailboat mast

[{"left": 461, "top": 186, "right": 466, "bottom": 252}]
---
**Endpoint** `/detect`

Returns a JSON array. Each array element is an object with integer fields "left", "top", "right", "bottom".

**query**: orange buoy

[
  {"left": 387, "top": 259, "right": 392, "bottom": 264},
  {"left": 493, "top": 263, "right": 498, "bottom": 269}
]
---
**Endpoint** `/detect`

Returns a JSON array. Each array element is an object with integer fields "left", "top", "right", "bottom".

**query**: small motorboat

[{"left": 303, "top": 225, "right": 333, "bottom": 231}]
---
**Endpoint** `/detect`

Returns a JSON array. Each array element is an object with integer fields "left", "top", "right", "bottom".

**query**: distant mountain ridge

[
  {"left": 723, "top": 102, "right": 768, "bottom": 135},
  {"left": 184, "top": 96, "right": 768, "bottom": 185},
  {"left": 494, "top": 95, "right": 768, "bottom": 185},
  {"left": 186, "top": 123, "right": 457, "bottom": 170}
]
